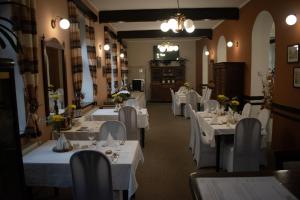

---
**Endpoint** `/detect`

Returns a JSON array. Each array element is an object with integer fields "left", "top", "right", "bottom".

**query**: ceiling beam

[
  {"left": 99, "top": 8, "right": 239, "bottom": 23},
  {"left": 117, "top": 29, "right": 213, "bottom": 39}
]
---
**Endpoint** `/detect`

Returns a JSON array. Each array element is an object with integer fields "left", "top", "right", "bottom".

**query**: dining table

[
  {"left": 22, "top": 140, "right": 144, "bottom": 200},
  {"left": 59, "top": 120, "right": 105, "bottom": 140},
  {"left": 91, "top": 108, "right": 149, "bottom": 148},
  {"left": 189, "top": 170, "right": 300, "bottom": 200},
  {"left": 196, "top": 111, "right": 236, "bottom": 171}
]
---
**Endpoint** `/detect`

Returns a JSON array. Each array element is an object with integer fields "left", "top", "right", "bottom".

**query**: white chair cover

[
  {"left": 170, "top": 88, "right": 181, "bottom": 116},
  {"left": 190, "top": 110, "right": 216, "bottom": 168},
  {"left": 184, "top": 90, "right": 199, "bottom": 118},
  {"left": 204, "top": 100, "right": 219, "bottom": 112},
  {"left": 99, "top": 120, "right": 127, "bottom": 140},
  {"left": 241, "top": 103, "right": 251, "bottom": 118},
  {"left": 257, "top": 108, "right": 271, "bottom": 166},
  {"left": 222, "top": 118, "right": 262, "bottom": 172},
  {"left": 118, "top": 106, "right": 138, "bottom": 140},
  {"left": 187, "top": 104, "right": 195, "bottom": 153}
]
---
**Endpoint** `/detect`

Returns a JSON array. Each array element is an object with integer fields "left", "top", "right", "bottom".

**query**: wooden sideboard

[
  {"left": 150, "top": 60, "right": 185, "bottom": 102},
  {"left": 213, "top": 62, "right": 245, "bottom": 99}
]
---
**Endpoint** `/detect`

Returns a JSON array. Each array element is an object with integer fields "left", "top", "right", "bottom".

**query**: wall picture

[
  {"left": 294, "top": 67, "right": 300, "bottom": 88},
  {"left": 287, "top": 44, "right": 299, "bottom": 63}
]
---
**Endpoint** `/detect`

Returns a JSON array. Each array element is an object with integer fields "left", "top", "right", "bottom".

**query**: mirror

[{"left": 41, "top": 37, "right": 68, "bottom": 116}]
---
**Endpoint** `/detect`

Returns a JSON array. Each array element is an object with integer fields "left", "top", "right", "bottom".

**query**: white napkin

[
  {"left": 209, "top": 116, "right": 219, "bottom": 125},
  {"left": 106, "top": 133, "right": 114, "bottom": 147},
  {"left": 201, "top": 111, "right": 212, "bottom": 118}
]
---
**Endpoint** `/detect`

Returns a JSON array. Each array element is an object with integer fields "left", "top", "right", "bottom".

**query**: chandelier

[{"left": 160, "top": 0, "right": 195, "bottom": 33}]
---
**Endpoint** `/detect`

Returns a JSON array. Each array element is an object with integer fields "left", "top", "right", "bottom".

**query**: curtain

[
  {"left": 11, "top": 0, "right": 40, "bottom": 137},
  {"left": 84, "top": 17, "right": 97, "bottom": 99},
  {"left": 104, "top": 29, "right": 118, "bottom": 95},
  {"left": 111, "top": 40, "right": 118, "bottom": 91},
  {"left": 120, "top": 45, "right": 129, "bottom": 86},
  {"left": 68, "top": 1, "right": 82, "bottom": 98},
  {"left": 104, "top": 30, "right": 112, "bottom": 96}
]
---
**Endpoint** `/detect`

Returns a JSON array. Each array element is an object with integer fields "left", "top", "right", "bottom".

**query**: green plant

[{"left": 0, "top": 15, "right": 22, "bottom": 53}]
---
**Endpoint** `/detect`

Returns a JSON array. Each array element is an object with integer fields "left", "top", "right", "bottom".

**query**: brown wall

[{"left": 196, "top": 0, "right": 300, "bottom": 151}]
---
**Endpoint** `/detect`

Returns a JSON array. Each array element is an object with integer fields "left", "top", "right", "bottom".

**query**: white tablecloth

[
  {"left": 91, "top": 108, "right": 149, "bottom": 129},
  {"left": 60, "top": 121, "right": 105, "bottom": 140},
  {"left": 196, "top": 112, "right": 235, "bottom": 147},
  {"left": 23, "top": 140, "right": 144, "bottom": 198},
  {"left": 124, "top": 92, "right": 146, "bottom": 108}
]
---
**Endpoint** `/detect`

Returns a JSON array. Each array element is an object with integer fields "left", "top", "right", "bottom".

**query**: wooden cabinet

[
  {"left": 150, "top": 60, "right": 185, "bottom": 102},
  {"left": 213, "top": 62, "right": 245, "bottom": 99}
]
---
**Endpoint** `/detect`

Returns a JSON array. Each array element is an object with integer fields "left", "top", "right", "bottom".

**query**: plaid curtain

[
  {"left": 120, "top": 45, "right": 129, "bottom": 86},
  {"left": 68, "top": 1, "right": 82, "bottom": 96},
  {"left": 111, "top": 40, "right": 118, "bottom": 91},
  {"left": 11, "top": 0, "right": 41, "bottom": 137},
  {"left": 104, "top": 31, "right": 112, "bottom": 96},
  {"left": 104, "top": 30, "right": 118, "bottom": 95},
  {"left": 84, "top": 17, "right": 97, "bottom": 98}
]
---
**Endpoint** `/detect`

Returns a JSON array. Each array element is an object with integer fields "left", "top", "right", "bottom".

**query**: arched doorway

[
  {"left": 217, "top": 36, "right": 227, "bottom": 63},
  {"left": 251, "top": 11, "right": 275, "bottom": 97},
  {"left": 202, "top": 46, "right": 209, "bottom": 94}
]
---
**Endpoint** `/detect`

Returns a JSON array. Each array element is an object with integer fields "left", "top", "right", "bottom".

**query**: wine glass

[{"left": 88, "top": 129, "right": 96, "bottom": 148}]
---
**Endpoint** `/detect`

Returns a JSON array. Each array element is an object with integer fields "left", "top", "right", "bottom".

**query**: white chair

[
  {"left": 170, "top": 88, "right": 181, "bottom": 116},
  {"left": 187, "top": 104, "right": 196, "bottom": 153},
  {"left": 222, "top": 118, "right": 262, "bottom": 172},
  {"left": 241, "top": 103, "right": 251, "bottom": 118},
  {"left": 99, "top": 120, "right": 127, "bottom": 141},
  {"left": 204, "top": 100, "right": 219, "bottom": 112},
  {"left": 184, "top": 90, "right": 199, "bottom": 118},
  {"left": 257, "top": 108, "right": 271, "bottom": 166},
  {"left": 200, "top": 88, "right": 212, "bottom": 110},
  {"left": 118, "top": 106, "right": 138, "bottom": 140},
  {"left": 190, "top": 110, "right": 216, "bottom": 168}
]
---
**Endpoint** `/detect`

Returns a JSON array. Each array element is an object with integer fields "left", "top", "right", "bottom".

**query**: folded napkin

[
  {"left": 201, "top": 111, "right": 212, "bottom": 118},
  {"left": 106, "top": 133, "right": 114, "bottom": 147},
  {"left": 209, "top": 116, "right": 219, "bottom": 125}
]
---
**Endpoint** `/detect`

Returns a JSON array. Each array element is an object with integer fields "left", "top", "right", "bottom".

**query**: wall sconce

[
  {"left": 120, "top": 53, "right": 125, "bottom": 58},
  {"left": 51, "top": 16, "right": 70, "bottom": 30},
  {"left": 286, "top": 14, "right": 297, "bottom": 25},
  {"left": 103, "top": 44, "right": 110, "bottom": 51},
  {"left": 227, "top": 40, "right": 239, "bottom": 48},
  {"left": 205, "top": 50, "right": 210, "bottom": 56}
]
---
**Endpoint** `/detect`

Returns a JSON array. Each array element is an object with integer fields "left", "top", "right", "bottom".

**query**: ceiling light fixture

[
  {"left": 51, "top": 16, "right": 70, "bottom": 30},
  {"left": 120, "top": 53, "right": 125, "bottom": 58},
  {"left": 103, "top": 44, "right": 110, "bottom": 51},
  {"left": 160, "top": 0, "right": 195, "bottom": 33},
  {"left": 205, "top": 50, "right": 210, "bottom": 56}
]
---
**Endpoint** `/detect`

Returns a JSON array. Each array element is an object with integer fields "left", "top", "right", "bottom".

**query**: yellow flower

[
  {"left": 49, "top": 93, "right": 61, "bottom": 100},
  {"left": 68, "top": 104, "right": 76, "bottom": 110},
  {"left": 231, "top": 100, "right": 240, "bottom": 106},
  {"left": 50, "top": 114, "right": 64, "bottom": 122}
]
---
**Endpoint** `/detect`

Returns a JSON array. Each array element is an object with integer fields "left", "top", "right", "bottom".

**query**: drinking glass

[{"left": 88, "top": 129, "right": 96, "bottom": 148}]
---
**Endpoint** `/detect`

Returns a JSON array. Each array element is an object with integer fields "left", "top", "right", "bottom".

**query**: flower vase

[
  {"left": 114, "top": 103, "right": 122, "bottom": 112},
  {"left": 54, "top": 100, "right": 59, "bottom": 114}
]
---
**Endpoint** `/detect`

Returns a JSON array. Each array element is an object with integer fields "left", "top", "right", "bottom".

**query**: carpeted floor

[{"left": 135, "top": 103, "right": 197, "bottom": 200}]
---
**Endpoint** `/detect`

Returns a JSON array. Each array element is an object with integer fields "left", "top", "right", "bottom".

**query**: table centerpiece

[
  {"left": 112, "top": 89, "right": 130, "bottom": 112},
  {"left": 48, "top": 114, "right": 72, "bottom": 152}
]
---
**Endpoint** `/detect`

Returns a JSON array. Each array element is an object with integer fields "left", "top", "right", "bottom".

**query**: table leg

[
  {"left": 215, "top": 135, "right": 221, "bottom": 172},
  {"left": 181, "top": 103, "right": 185, "bottom": 116},
  {"left": 123, "top": 190, "right": 129, "bottom": 200},
  {"left": 140, "top": 128, "right": 145, "bottom": 148}
]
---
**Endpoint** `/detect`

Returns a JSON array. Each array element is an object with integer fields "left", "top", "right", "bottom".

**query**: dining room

[{"left": 0, "top": 0, "right": 300, "bottom": 200}]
